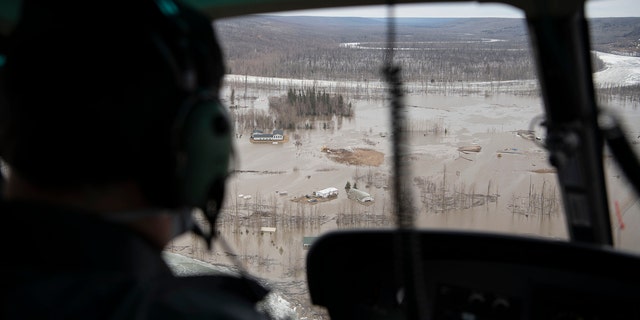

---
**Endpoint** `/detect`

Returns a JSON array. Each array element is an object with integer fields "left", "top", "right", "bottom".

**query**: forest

[
  {"left": 216, "top": 16, "right": 536, "bottom": 82},
  {"left": 215, "top": 16, "right": 639, "bottom": 86},
  {"left": 215, "top": 15, "right": 640, "bottom": 140},
  {"left": 232, "top": 87, "right": 353, "bottom": 132}
]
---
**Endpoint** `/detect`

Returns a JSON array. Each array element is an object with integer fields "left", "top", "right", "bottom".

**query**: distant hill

[
  {"left": 588, "top": 17, "right": 640, "bottom": 55},
  {"left": 214, "top": 16, "right": 639, "bottom": 82}
]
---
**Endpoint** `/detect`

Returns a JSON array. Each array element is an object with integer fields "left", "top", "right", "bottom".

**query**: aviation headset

[
  {"left": 0, "top": 0, "right": 232, "bottom": 244},
  {"left": 149, "top": 0, "right": 234, "bottom": 244}
]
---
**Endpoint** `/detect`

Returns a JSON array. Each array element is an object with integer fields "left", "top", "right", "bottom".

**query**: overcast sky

[{"left": 271, "top": 0, "right": 640, "bottom": 18}]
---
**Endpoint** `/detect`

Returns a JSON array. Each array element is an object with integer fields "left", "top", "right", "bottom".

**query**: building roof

[{"left": 317, "top": 187, "right": 338, "bottom": 193}]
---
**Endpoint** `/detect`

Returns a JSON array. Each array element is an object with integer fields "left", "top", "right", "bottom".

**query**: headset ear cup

[{"left": 175, "top": 96, "right": 233, "bottom": 211}]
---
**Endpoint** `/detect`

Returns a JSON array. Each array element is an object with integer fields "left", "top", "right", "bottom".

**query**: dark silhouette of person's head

[{"left": 0, "top": 0, "right": 226, "bottom": 209}]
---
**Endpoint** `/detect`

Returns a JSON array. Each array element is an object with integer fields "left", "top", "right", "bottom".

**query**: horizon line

[{"left": 265, "top": 1, "right": 640, "bottom": 19}]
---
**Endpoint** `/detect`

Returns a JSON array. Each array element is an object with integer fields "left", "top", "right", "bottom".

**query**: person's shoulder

[{"left": 139, "top": 274, "right": 271, "bottom": 320}]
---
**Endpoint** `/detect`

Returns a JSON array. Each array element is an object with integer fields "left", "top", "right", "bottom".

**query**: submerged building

[
  {"left": 315, "top": 187, "right": 339, "bottom": 198},
  {"left": 347, "top": 188, "right": 374, "bottom": 203},
  {"left": 250, "top": 129, "right": 284, "bottom": 141}
]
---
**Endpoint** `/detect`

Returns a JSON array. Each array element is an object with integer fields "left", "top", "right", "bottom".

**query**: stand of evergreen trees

[{"left": 231, "top": 86, "right": 354, "bottom": 132}]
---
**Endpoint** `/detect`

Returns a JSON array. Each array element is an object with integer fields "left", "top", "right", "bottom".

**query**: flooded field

[{"left": 168, "top": 70, "right": 640, "bottom": 319}]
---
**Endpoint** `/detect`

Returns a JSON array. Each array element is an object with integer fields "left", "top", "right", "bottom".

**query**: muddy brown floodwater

[{"left": 167, "top": 86, "right": 640, "bottom": 319}]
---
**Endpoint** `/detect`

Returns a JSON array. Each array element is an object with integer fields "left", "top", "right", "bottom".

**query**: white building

[
  {"left": 272, "top": 129, "right": 284, "bottom": 140},
  {"left": 315, "top": 187, "right": 339, "bottom": 198},
  {"left": 250, "top": 129, "right": 285, "bottom": 141}
]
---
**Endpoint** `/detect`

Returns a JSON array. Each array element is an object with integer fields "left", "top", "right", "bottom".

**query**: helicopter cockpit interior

[{"left": 1, "top": 0, "right": 639, "bottom": 319}]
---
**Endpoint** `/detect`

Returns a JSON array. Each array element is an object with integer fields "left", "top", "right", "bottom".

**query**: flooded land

[
  {"left": 167, "top": 61, "right": 640, "bottom": 319},
  {"left": 166, "top": 15, "right": 640, "bottom": 319}
]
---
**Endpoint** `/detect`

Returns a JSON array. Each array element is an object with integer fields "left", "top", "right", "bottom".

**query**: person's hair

[{"left": 0, "top": 0, "right": 225, "bottom": 207}]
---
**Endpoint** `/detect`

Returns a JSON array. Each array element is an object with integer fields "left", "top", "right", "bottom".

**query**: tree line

[
  {"left": 275, "top": 87, "right": 353, "bottom": 117},
  {"left": 230, "top": 87, "right": 354, "bottom": 132},
  {"left": 216, "top": 16, "right": 637, "bottom": 103}
]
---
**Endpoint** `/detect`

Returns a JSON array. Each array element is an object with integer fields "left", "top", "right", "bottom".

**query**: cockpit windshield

[
  {"left": 0, "top": 0, "right": 638, "bottom": 319},
  {"left": 161, "top": 1, "right": 640, "bottom": 318}
]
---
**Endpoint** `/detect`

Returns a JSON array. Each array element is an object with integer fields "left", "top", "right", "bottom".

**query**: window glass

[
  {"left": 166, "top": 2, "right": 640, "bottom": 318},
  {"left": 586, "top": 0, "right": 640, "bottom": 254}
]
